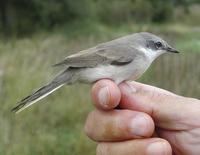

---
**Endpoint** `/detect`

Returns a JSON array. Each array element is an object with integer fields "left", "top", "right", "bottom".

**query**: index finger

[
  {"left": 119, "top": 81, "right": 200, "bottom": 130},
  {"left": 91, "top": 79, "right": 121, "bottom": 110}
]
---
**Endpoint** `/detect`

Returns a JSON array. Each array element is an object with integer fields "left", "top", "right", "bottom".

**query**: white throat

[{"left": 137, "top": 46, "right": 162, "bottom": 62}]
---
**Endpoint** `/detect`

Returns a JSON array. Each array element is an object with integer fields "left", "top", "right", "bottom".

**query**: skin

[{"left": 84, "top": 79, "right": 200, "bottom": 155}]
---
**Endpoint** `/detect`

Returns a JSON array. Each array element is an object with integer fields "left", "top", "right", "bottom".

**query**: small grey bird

[{"left": 12, "top": 32, "right": 178, "bottom": 113}]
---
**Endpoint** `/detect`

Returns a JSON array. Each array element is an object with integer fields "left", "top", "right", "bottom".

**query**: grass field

[{"left": 0, "top": 22, "right": 200, "bottom": 155}]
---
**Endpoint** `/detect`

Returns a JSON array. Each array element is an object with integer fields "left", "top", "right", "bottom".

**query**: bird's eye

[{"left": 155, "top": 42, "right": 162, "bottom": 49}]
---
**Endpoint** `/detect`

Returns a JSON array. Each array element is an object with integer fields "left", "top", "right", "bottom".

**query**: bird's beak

[{"left": 165, "top": 47, "right": 179, "bottom": 53}]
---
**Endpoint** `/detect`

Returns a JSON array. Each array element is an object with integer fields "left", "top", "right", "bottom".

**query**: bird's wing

[
  {"left": 53, "top": 47, "right": 107, "bottom": 67},
  {"left": 53, "top": 43, "right": 139, "bottom": 68}
]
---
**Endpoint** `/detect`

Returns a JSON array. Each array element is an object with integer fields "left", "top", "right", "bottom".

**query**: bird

[{"left": 11, "top": 32, "right": 179, "bottom": 113}]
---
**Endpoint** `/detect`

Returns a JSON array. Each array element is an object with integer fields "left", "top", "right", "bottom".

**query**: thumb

[{"left": 119, "top": 81, "right": 200, "bottom": 130}]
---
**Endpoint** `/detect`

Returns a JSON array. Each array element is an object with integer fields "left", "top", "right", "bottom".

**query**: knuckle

[
  {"left": 149, "top": 87, "right": 161, "bottom": 100},
  {"left": 149, "top": 88, "right": 169, "bottom": 104}
]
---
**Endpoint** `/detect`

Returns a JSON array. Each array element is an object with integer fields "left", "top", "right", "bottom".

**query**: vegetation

[
  {"left": 0, "top": 0, "right": 199, "bottom": 36},
  {"left": 0, "top": 1, "right": 199, "bottom": 155}
]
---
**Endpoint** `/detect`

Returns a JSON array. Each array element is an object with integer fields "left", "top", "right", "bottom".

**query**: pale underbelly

[{"left": 78, "top": 61, "right": 149, "bottom": 84}]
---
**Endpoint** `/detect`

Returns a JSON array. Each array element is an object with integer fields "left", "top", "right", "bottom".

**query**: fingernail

[
  {"left": 121, "top": 82, "right": 137, "bottom": 94},
  {"left": 98, "top": 86, "right": 110, "bottom": 108},
  {"left": 130, "top": 115, "right": 148, "bottom": 136},
  {"left": 147, "top": 142, "right": 167, "bottom": 155}
]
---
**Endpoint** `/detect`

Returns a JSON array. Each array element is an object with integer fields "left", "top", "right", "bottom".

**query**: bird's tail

[{"left": 11, "top": 69, "right": 75, "bottom": 113}]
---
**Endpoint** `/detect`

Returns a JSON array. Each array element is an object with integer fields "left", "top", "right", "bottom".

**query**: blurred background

[{"left": 0, "top": 0, "right": 200, "bottom": 154}]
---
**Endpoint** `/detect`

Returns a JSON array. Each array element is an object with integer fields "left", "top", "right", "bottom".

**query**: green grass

[{"left": 0, "top": 22, "right": 199, "bottom": 155}]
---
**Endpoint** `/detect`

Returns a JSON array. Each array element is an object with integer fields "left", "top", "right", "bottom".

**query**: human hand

[{"left": 85, "top": 79, "right": 200, "bottom": 155}]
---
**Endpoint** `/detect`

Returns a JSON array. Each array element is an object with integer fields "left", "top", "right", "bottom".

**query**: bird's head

[{"left": 136, "top": 32, "right": 179, "bottom": 60}]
